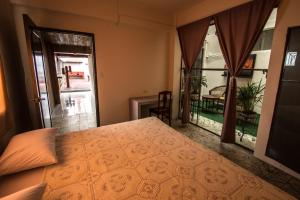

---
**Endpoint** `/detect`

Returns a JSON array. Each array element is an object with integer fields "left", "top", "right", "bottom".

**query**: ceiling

[
  {"left": 58, "top": 56, "right": 88, "bottom": 64},
  {"left": 46, "top": 32, "right": 92, "bottom": 47},
  {"left": 128, "top": 0, "right": 203, "bottom": 13}
]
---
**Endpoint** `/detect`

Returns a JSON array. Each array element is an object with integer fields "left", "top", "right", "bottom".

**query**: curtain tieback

[
  {"left": 228, "top": 76, "right": 237, "bottom": 90},
  {"left": 184, "top": 70, "right": 192, "bottom": 79}
]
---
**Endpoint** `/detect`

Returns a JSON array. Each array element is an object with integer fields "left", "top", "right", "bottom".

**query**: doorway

[
  {"left": 43, "top": 30, "right": 99, "bottom": 133},
  {"left": 51, "top": 52, "right": 98, "bottom": 133},
  {"left": 24, "top": 16, "right": 99, "bottom": 133}
]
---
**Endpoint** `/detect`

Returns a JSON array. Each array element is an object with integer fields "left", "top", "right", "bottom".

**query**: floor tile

[
  {"left": 52, "top": 91, "right": 97, "bottom": 134},
  {"left": 171, "top": 119, "right": 300, "bottom": 199}
]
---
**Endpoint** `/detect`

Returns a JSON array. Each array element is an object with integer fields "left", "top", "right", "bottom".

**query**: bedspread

[{"left": 42, "top": 117, "right": 296, "bottom": 200}]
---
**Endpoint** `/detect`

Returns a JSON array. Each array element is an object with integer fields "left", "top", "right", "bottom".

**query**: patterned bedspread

[{"left": 42, "top": 117, "right": 296, "bottom": 200}]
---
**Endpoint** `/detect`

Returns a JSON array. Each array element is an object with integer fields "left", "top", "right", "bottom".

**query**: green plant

[
  {"left": 237, "top": 80, "right": 265, "bottom": 114},
  {"left": 191, "top": 76, "right": 207, "bottom": 93}
]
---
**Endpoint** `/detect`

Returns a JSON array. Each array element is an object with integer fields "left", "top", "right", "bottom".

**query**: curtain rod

[{"left": 177, "top": 1, "right": 279, "bottom": 28}]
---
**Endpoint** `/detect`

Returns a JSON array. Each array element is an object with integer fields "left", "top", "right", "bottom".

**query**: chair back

[
  {"left": 157, "top": 90, "right": 172, "bottom": 111},
  {"left": 209, "top": 85, "right": 226, "bottom": 97}
]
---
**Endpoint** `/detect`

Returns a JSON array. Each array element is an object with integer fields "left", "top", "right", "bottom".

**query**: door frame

[
  {"left": 266, "top": 26, "right": 300, "bottom": 159},
  {"left": 32, "top": 26, "right": 101, "bottom": 127},
  {"left": 23, "top": 14, "right": 43, "bottom": 128},
  {"left": 30, "top": 30, "right": 53, "bottom": 128}
]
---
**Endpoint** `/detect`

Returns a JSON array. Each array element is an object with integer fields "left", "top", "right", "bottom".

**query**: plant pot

[
  {"left": 237, "top": 111, "right": 256, "bottom": 123},
  {"left": 191, "top": 93, "right": 200, "bottom": 101}
]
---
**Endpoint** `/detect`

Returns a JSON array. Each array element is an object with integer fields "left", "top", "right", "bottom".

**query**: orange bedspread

[{"left": 42, "top": 117, "right": 296, "bottom": 200}]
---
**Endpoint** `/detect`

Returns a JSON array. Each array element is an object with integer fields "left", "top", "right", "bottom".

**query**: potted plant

[
  {"left": 191, "top": 76, "right": 207, "bottom": 97},
  {"left": 190, "top": 76, "right": 207, "bottom": 101},
  {"left": 237, "top": 80, "right": 265, "bottom": 121}
]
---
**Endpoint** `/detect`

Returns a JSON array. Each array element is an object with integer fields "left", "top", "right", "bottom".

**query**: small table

[
  {"left": 129, "top": 95, "right": 158, "bottom": 120},
  {"left": 202, "top": 95, "right": 220, "bottom": 112}
]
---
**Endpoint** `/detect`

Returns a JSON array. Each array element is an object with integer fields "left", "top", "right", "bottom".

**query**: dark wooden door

[{"left": 267, "top": 26, "right": 300, "bottom": 173}]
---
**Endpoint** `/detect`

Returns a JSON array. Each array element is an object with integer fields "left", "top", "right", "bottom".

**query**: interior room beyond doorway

[
  {"left": 38, "top": 30, "right": 99, "bottom": 133},
  {"left": 52, "top": 54, "right": 97, "bottom": 133}
]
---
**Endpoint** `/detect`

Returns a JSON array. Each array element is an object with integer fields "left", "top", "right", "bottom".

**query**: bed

[{"left": 0, "top": 117, "right": 296, "bottom": 199}]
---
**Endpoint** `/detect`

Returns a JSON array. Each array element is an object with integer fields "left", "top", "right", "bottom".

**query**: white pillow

[
  {"left": 0, "top": 183, "right": 46, "bottom": 200},
  {"left": 0, "top": 128, "right": 58, "bottom": 176}
]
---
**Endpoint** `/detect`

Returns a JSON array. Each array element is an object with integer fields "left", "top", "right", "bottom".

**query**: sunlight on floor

[{"left": 51, "top": 91, "right": 97, "bottom": 133}]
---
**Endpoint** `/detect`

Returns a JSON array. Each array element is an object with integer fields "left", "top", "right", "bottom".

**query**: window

[
  {"left": 179, "top": 8, "right": 277, "bottom": 150},
  {"left": 253, "top": 29, "right": 274, "bottom": 51}
]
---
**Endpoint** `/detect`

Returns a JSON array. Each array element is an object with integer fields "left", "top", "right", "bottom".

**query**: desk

[{"left": 129, "top": 95, "right": 158, "bottom": 120}]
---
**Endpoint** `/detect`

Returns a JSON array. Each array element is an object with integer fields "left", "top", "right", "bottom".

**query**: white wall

[{"left": 201, "top": 25, "right": 227, "bottom": 97}]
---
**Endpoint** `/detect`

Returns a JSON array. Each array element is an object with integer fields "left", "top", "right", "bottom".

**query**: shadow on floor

[{"left": 171, "top": 119, "right": 300, "bottom": 199}]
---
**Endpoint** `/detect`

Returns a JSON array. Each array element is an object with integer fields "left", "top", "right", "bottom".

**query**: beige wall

[
  {"left": 12, "top": 1, "right": 174, "bottom": 125},
  {"left": 173, "top": 0, "right": 300, "bottom": 179},
  {"left": 11, "top": 0, "right": 174, "bottom": 26},
  {"left": 176, "top": 0, "right": 250, "bottom": 26},
  {"left": 168, "top": 30, "right": 182, "bottom": 119}
]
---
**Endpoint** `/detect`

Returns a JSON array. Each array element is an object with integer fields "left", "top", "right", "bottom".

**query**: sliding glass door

[{"left": 179, "top": 9, "right": 276, "bottom": 150}]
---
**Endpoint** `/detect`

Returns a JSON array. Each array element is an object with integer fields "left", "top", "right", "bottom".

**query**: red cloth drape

[
  {"left": 177, "top": 17, "right": 211, "bottom": 124},
  {"left": 214, "top": 0, "right": 279, "bottom": 143}
]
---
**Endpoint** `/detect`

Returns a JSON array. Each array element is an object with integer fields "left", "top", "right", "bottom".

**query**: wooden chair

[
  {"left": 208, "top": 85, "right": 226, "bottom": 112},
  {"left": 209, "top": 85, "right": 226, "bottom": 99},
  {"left": 149, "top": 91, "right": 172, "bottom": 126}
]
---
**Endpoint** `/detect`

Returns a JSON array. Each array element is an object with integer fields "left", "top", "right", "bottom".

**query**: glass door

[{"left": 31, "top": 30, "right": 52, "bottom": 127}]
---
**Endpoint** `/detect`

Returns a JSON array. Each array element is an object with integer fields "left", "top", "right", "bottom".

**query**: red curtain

[
  {"left": 177, "top": 17, "right": 211, "bottom": 124},
  {"left": 214, "top": 0, "right": 279, "bottom": 142}
]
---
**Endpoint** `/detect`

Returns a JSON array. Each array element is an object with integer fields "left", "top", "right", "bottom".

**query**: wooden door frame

[
  {"left": 23, "top": 15, "right": 100, "bottom": 127},
  {"left": 266, "top": 26, "right": 300, "bottom": 160},
  {"left": 32, "top": 26, "right": 101, "bottom": 127},
  {"left": 23, "top": 14, "right": 43, "bottom": 128}
]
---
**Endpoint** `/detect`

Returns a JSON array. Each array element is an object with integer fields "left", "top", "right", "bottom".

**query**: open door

[
  {"left": 31, "top": 31, "right": 52, "bottom": 128},
  {"left": 23, "top": 15, "right": 52, "bottom": 128},
  {"left": 23, "top": 14, "right": 100, "bottom": 131}
]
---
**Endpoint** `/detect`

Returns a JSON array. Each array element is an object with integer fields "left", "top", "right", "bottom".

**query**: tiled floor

[
  {"left": 51, "top": 91, "right": 97, "bottom": 133},
  {"left": 190, "top": 116, "right": 256, "bottom": 150},
  {"left": 61, "top": 78, "right": 91, "bottom": 92},
  {"left": 172, "top": 120, "right": 300, "bottom": 199}
]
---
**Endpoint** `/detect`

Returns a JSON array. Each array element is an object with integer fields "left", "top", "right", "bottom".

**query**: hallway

[{"left": 51, "top": 91, "right": 97, "bottom": 133}]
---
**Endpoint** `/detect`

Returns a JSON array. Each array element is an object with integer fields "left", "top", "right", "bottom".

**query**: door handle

[{"left": 31, "top": 97, "right": 45, "bottom": 103}]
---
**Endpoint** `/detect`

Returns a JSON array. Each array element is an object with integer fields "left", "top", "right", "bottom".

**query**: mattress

[
  {"left": 0, "top": 167, "right": 44, "bottom": 197},
  {"left": 39, "top": 117, "right": 296, "bottom": 199}
]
